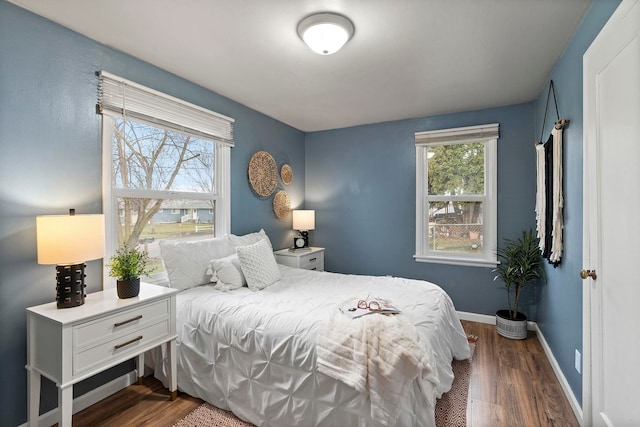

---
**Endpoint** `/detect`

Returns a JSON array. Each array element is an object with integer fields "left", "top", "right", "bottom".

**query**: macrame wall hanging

[{"left": 535, "top": 80, "right": 569, "bottom": 267}]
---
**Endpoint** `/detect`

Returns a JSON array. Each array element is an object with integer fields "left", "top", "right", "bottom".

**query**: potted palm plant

[
  {"left": 494, "top": 229, "right": 544, "bottom": 339},
  {"left": 107, "top": 246, "right": 151, "bottom": 299}
]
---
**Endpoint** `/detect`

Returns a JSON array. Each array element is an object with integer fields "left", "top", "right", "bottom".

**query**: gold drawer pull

[
  {"left": 309, "top": 258, "right": 317, "bottom": 262},
  {"left": 114, "top": 315, "right": 142, "bottom": 327},
  {"left": 114, "top": 335, "right": 143, "bottom": 350}
]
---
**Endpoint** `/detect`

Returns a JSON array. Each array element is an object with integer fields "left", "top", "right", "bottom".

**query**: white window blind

[
  {"left": 415, "top": 123, "right": 499, "bottom": 146},
  {"left": 97, "top": 70, "right": 234, "bottom": 147}
]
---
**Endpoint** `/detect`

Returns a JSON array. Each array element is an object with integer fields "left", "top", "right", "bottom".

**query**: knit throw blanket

[{"left": 316, "top": 309, "right": 437, "bottom": 426}]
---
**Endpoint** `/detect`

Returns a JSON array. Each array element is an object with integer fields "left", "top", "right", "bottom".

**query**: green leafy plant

[
  {"left": 494, "top": 229, "right": 545, "bottom": 320},
  {"left": 107, "top": 246, "right": 151, "bottom": 281}
]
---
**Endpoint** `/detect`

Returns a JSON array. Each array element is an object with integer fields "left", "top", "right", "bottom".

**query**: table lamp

[
  {"left": 36, "top": 209, "right": 105, "bottom": 308},
  {"left": 292, "top": 210, "right": 315, "bottom": 248}
]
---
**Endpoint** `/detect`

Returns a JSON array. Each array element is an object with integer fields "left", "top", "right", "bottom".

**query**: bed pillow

[
  {"left": 227, "top": 229, "right": 272, "bottom": 250},
  {"left": 159, "top": 236, "right": 234, "bottom": 290},
  {"left": 207, "top": 253, "right": 246, "bottom": 290},
  {"left": 236, "top": 237, "right": 281, "bottom": 291}
]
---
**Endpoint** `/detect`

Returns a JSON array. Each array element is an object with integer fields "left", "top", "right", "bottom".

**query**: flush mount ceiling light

[{"left": 297, "top": 12, "right": 355, "bottom": 55}]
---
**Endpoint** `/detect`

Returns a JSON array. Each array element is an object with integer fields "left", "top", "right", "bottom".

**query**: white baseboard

[
  {"left": 19, "top": 371, "right": 137, "bottom": 427},
  {"left": 457, "top": 311, "right": 496, "bottom": 324},
  {"left": 457, "top": 310, "right": 536, "bottom": 330},
  {"left": 533, "top": 324, "right": 583, "bottom": 425}
]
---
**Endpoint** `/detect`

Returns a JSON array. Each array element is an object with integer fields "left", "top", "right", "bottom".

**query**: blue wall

[
  {"left": 0, "top": 2, "right": 304, "bottom": 425},
  {"left": 305, "top": 103, "right": 537, "bottom": 316},
  {"left": 533, "top": 0, "right": 620, "bottom": 406}
]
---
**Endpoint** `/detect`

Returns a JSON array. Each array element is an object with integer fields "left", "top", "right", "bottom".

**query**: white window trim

[{"left": 414, "top": 123, "right": 498, "bottom": 267}]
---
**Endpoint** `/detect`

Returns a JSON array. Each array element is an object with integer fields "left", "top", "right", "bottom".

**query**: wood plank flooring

[
  {"left": 463, "top": 321, "right": 579, "bottom": 427},
  {"left": 69, "top": 321, "right": 579, "bottom": 427}
]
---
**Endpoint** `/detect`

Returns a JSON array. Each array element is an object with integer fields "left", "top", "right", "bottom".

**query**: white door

[{"left": 583, "top": 1, "right": 640, "bottom": 426}]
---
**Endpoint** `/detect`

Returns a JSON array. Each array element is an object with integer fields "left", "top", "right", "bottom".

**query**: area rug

[
  {"left": 174, "top": 338, "right": 476, "bottom": 427},
  {"left": 433, "top": 336, "right": 476, "bottom": 427}
]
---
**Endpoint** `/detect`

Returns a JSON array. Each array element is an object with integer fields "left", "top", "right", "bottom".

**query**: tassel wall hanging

[{"left": 535, "top": 81, "right": 569, "bottom": 267}]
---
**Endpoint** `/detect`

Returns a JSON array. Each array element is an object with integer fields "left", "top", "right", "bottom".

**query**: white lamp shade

[
  {"left": 36, "top": 214, "right": 105, "bottom": 265},
  {"left": 298, "top": 13, "right": 354, "bottom": 55},
  {"left": 293, "top": 210, "right": 315, "bottom": 231}
]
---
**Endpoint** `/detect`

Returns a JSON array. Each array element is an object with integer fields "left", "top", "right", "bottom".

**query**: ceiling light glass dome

[{"left": 297, "top": 13, "right": 355, "bottom": 55}]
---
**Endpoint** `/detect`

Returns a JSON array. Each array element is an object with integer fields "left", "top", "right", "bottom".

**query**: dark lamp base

[{"left": 56, "top": 263, "right": 87, "bottom": 309}]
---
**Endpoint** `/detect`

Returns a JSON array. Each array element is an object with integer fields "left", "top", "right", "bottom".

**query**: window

[
  {"left": 415, "top": 123, "right": 498, "bottom": 267},
  {"left": 98, "top": 71, "right": 233, "bottom": 284}
]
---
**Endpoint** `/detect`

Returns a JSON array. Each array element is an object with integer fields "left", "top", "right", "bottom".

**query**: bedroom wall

[
  {"left": 304, "top": 102, "right": 537, "bottom": 317},
  {"left": 0, "top": 2, "right": 304, "bottom": 425},
  {"left": 532, "top": 0, "right": 621, "bottom": 406}
]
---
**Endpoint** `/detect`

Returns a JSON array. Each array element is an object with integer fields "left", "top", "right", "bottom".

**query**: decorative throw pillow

[
  {"left": 159, "top": 236, "right": 234, "bottom": 290},
  {"left": 227, "top": 229, "right": 272, "bottom": 250},
  {"left": 236, "top": 238, "right": 281, "bottom": 291},
  {"left": 206, "top": 254, "right": 246, "bottom": 290}
]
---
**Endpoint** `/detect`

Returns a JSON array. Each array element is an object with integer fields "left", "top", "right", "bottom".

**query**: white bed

[{"left": 151, "top": 238, "right": 470, "bottom": 427}]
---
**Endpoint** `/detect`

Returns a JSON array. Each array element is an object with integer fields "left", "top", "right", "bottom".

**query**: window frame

[
  {"left": 101, "top": 116, "right": 231, "bottom": 288},
  {"left": 414, "top": 123, "right": 498, "bottom": 267}
]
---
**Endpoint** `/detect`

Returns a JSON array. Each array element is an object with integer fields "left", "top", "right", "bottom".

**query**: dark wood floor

[{"left": 69, "top": 321, "right": 579, "bottom": 427}]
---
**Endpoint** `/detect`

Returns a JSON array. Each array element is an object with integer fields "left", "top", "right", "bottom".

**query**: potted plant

[
  {"left": 107, "top": 246, "right": 151, "bottom": 299},
  {"left": 493, "top": 229, "right": 544, "bottom": 339}
]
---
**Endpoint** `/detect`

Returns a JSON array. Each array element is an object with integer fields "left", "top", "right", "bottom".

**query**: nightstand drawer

[
  {"left": 299, "top": 252, "right": 324, "bottom": 270},
  {"left": 73, "top": 318, "right": 171, "bottom": 375},
  {"left": 73, "top": 299, "right": 170, "bottom": 349},
  {"left": 274, "top": 247, "right": 325, "bottom": 271}
]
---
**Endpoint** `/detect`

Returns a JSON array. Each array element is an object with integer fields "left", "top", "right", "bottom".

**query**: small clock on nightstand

[{"left": 294, "top": 236, "right": 306, "bottom": 249}]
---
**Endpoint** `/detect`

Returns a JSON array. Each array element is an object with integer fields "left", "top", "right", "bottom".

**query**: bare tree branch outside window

[{"left": 112, "top": 117, "right": 215, "bottom": 251}]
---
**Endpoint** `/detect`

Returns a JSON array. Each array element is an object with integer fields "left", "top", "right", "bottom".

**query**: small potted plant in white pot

[
  {"left": 107, "top": 246, "right": 151, "bottom": 299},
  {"left": 494, "top": 229, "right": 545, "bottom": 339}
]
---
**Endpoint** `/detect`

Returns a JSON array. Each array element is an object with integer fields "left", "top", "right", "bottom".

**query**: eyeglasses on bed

[{"left": 357, "top": 299, "right": 382, "bottom": 311}]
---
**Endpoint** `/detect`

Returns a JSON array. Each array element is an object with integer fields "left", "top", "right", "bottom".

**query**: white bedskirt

[{"left": 151, "top": 265, "right": 470, "bottom": 427}]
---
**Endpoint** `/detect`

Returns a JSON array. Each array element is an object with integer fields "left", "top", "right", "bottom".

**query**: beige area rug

[{"left": 174, "top": 338, "right": 476, "bottom": 427}]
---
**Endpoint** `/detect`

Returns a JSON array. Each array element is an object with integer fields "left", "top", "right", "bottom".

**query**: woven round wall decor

[
  {"left": 272, "top": 190, "right": 291, "bottom": 219},
  {"left": 248, "top": 151, "right": 278, "bottom": 197},
  {"left": 280, "top": 164, "right": 293, "bottom": 185}
]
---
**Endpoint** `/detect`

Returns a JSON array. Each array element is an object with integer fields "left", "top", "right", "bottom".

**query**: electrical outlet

[{"left": 575, "top": 349, "right": 581, "bottom": 374}]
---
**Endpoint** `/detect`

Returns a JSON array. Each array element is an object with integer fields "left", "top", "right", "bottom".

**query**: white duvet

[{"left": 152, "top": 265, "right": 470, "bottom": 427}]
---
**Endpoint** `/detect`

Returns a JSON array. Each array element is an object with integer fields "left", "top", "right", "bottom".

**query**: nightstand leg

[
  {"left": 167, "top": 339, "right": 177, "bottom": 400},
  {"left": 27, "top": 368, "right": 40, "bottom": 427},
  {"left": 136, "top": 353, "right": 145, "bottom": 384},
  {"left": 59, "top": 385, "right": 73, "bottom": 427}
]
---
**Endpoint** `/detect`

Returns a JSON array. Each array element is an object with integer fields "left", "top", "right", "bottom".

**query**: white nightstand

[
  {"left": 274, "top": 247, "right": 325, "bottom": 271},
  {"left": 26, "top": 283, "right": 179, "bottom": 427}
]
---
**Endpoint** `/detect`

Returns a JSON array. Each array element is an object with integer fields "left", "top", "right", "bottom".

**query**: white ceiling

[{"left": 10, "top": 0, "right": 591, "bottom": 132}]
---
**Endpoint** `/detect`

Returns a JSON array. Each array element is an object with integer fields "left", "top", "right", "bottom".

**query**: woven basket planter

[{"left": 496, "top": 310, "right": 528, "bottom": 340}]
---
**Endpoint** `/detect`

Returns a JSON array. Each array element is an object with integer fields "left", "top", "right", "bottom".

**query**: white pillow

[
  {"left": 159, "top": 236, "right": 234, "bottom": 290},
  {"left": 236, "top": 238, "right": 281, "bottom": 291},
  {"left": 207, "top": 254, "right": 246, "bottom": 290},
  {"left": 227, "top": 229, "right": 272, "bottom": 250}
]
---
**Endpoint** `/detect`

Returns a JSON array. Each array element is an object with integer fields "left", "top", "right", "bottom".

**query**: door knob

[{"left": 580, "top": 269, "right": 597, "bottom": 280}]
